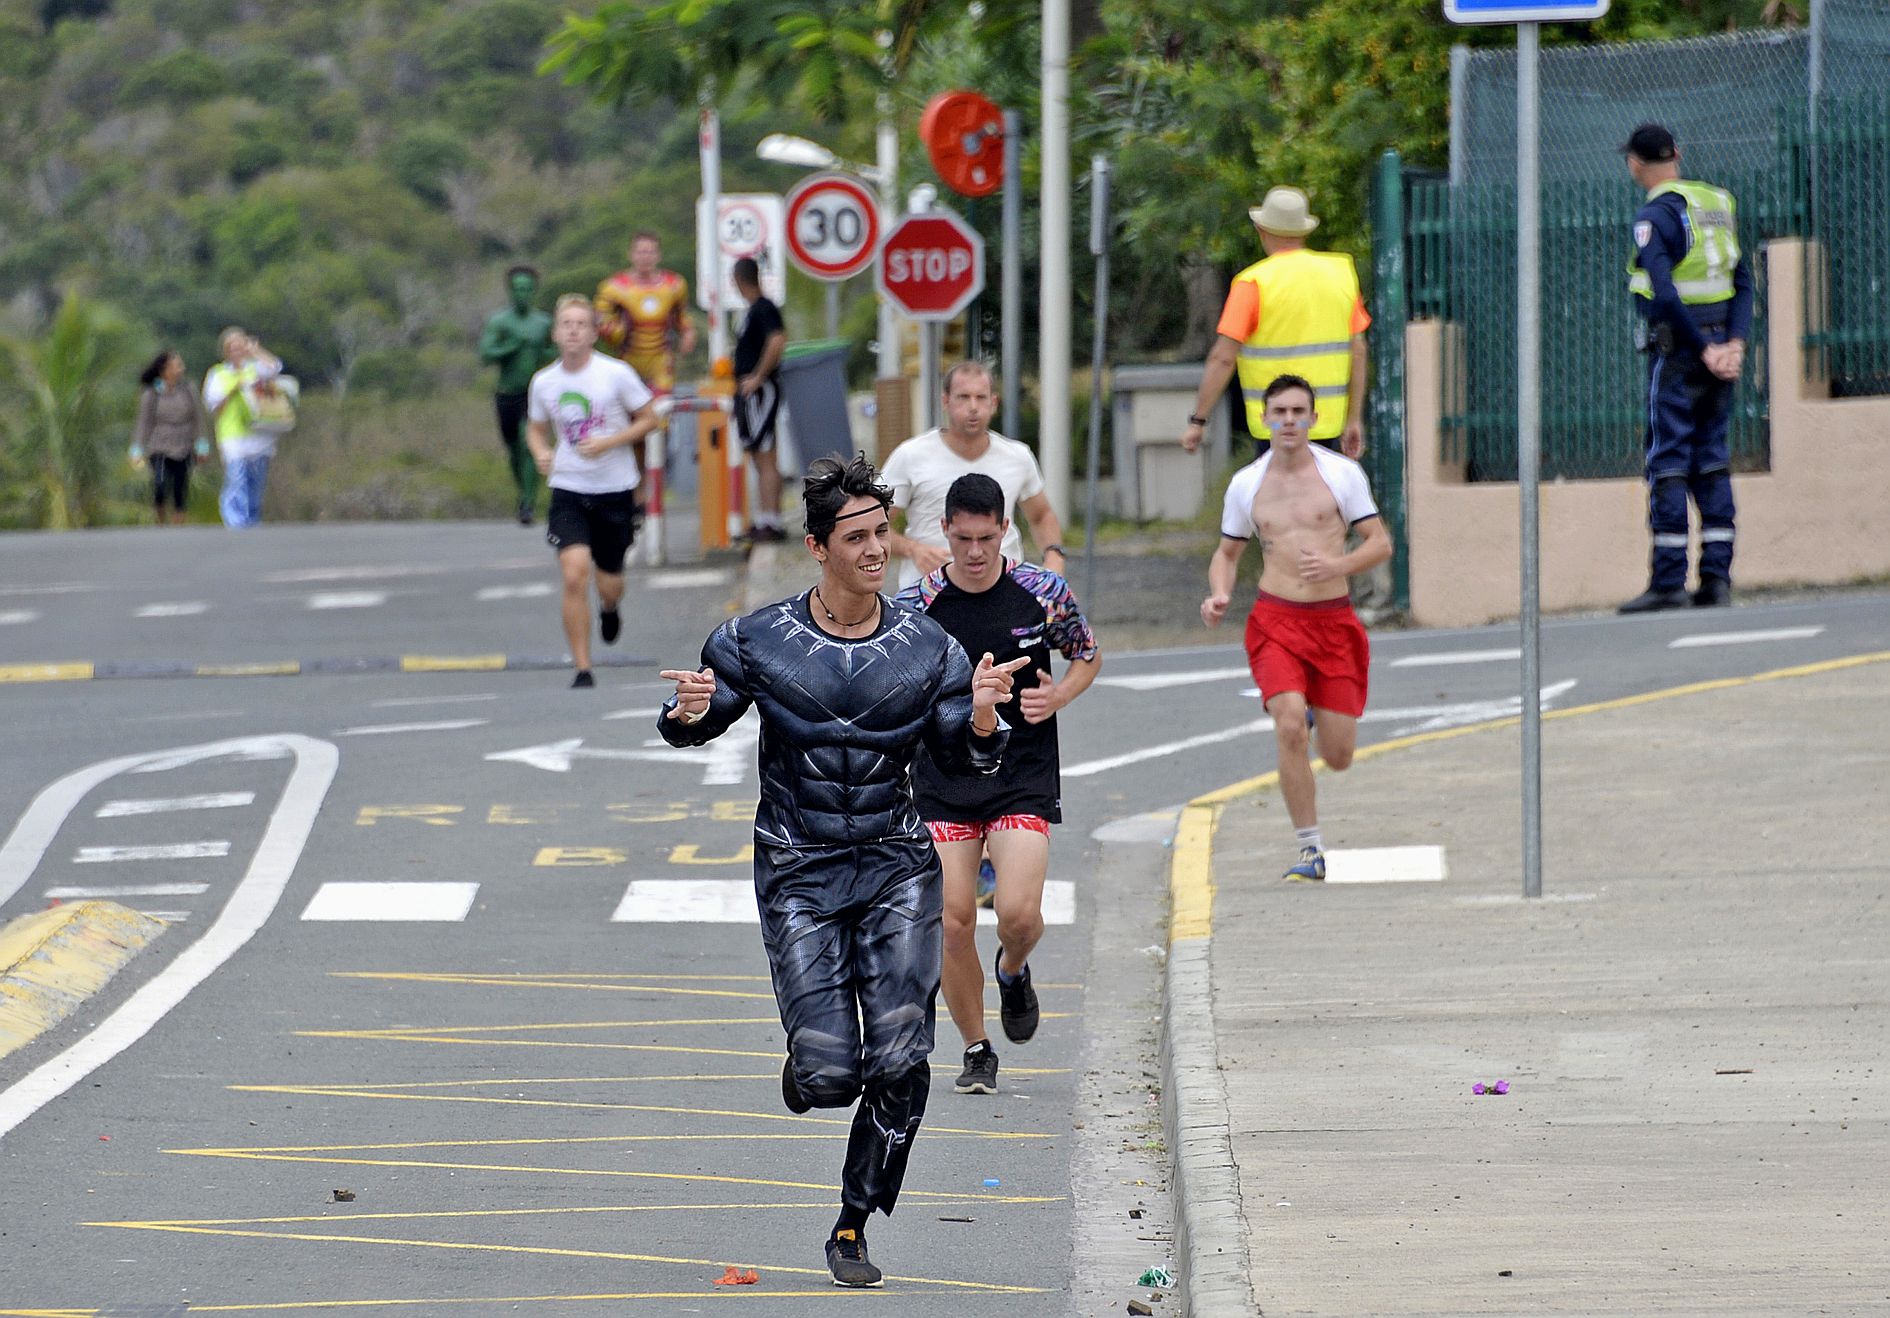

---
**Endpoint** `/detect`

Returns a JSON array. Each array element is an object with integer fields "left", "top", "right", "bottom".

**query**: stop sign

[{"left": 876, "top": 209, "right": 985, "bottom": 321}]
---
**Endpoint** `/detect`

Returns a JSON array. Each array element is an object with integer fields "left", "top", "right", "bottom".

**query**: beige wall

[{"left": 1404, "top": 239, "right": 1890, "bottom": 628}]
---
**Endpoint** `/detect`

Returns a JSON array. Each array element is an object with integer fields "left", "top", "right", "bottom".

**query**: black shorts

[
  {"left": 149, "top": 455, "right": 189, "bottom": 511},
  {"left": 495, "top": 392, "right": 528, "bottom": 448},
  {"left": 735, "top": 378, "right": 780, "bottom": 455},
  {"left": 546, "top": 487, "right": 638, "bottom": 574}
]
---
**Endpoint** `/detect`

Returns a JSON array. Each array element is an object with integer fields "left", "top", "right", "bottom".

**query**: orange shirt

[{"left": 1216, "top": 279, "right": 1371, "bottom": 342}]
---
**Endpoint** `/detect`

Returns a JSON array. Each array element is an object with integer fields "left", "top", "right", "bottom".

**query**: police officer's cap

[{"left": 1621, "top": 123, "right": 1678, "bottom": 162}]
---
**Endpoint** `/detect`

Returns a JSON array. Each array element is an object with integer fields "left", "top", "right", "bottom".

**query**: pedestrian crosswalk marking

[
  {"left": 74, "top": 842, "right": 231, "bottom": 863},
  {"left": 301, "top": 881, "right": 479, "bottom": 922},
  {"left": 610, "top": 879, "right": 1076, "bottom": 925},
  {"left": 96, "top": 792, "right": 256, "bottom": 817}
]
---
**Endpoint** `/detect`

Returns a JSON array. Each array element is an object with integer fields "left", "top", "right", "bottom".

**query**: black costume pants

[{"left": 758, "top": 837, "right": 942, "bottom": 1218}]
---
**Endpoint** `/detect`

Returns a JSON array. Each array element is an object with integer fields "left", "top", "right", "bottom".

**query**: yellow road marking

[
  {"left": 400, "top": 654, "right": 507, "bottom": 672},
  {"left": 289, "top": 1033, "right": 788, "bottom": 1059},
  {"left": 256, "top": 1073, "right": 780, "bottom": 1089},
  {"left": 0, "top": 663, "right": 93, "bottom": 684},
  {"left": 84, "top": 1222, "right": 1051, "bottom": 1293},
  {"left": 1177, "top": 647, "right": 1890, "bottom": 943},
  {"left": 327, "top": 972, "right": 777, "bottom": 1000},
  {"left": 91, "top": 1197, "right": 986, "bottom": 1228}
]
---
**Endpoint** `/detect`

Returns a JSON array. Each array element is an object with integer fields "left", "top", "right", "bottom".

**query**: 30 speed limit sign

[{"left": 784, "top": 173, "right": 881, "bottom": 282}]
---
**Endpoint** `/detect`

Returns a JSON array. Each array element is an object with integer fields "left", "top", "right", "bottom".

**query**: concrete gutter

[{"left": 0, "top": 902, "right": 167, "bottom": 1061}]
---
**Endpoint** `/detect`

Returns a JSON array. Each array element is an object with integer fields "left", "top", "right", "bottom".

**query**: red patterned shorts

[{"left": 925, "top": 814, "right": 1052, "bottom": 843}]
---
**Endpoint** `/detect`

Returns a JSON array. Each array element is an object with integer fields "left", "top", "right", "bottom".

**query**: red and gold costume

[{"left": 595, "top": 270, "right": 690, "bottom": 394}]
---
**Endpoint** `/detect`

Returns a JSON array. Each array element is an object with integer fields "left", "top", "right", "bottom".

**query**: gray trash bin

[{"left": 777, "top": 339, "right": 853, "bottom": 473}]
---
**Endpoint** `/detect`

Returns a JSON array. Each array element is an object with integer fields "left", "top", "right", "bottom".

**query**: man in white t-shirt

[
  {"left": 881, "top": 362, "right": 1068, "bottom": 591},
  {"left": 1201, "top": 374, "right": 1392, "bottom": 883},
  {"left": 527, "top": 294, "right": 661, "bottom": 688}
]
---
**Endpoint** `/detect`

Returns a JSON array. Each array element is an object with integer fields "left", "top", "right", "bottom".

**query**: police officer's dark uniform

[{"left": 1620, "top": 123, "right": 1754, "bottom": 613}]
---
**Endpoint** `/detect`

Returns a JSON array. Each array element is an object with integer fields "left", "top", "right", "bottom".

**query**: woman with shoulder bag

[{"left": 131, "top": 350, "right": 212, "bottom": 526}]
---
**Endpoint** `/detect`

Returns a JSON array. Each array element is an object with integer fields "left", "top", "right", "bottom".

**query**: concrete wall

[{"left": 1403, "top": 239, "right": 1890, "bottom": 628}]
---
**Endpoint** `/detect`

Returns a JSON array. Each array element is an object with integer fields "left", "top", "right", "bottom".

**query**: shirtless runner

[{"left": 1201, "top": 374, "right": 1393, "bottom": 881}]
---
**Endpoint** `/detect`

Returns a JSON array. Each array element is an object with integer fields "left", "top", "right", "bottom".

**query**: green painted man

[{"left": 479, "top": 265, "right": 557, "bottom": 524}]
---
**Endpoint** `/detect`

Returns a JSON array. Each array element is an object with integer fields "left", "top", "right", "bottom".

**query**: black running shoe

[
  {"left": 825, "top": 1230, "right": 883, "bottom": 1288},
  {"left": 781, "top": 1056, "right": 811, "bottom": 1114},
  {"left": 600, "top": 608, "right": 621, "bottom": 645},
  {"left": 954, "top": 1041, "right": 999, "bottom": 1094},
  {"left": 995, "top": 950, "right": 1039, "bottom": 1044},
  {"left": 570, "top": 670, "right": 595, "bottom": 689}
]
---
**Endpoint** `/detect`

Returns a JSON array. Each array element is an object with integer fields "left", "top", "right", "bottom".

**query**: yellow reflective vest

[
  {"left": 1627, "top": 179, "right": 1740, "bottom": 305},
  {"left": 1230, "top": 249, "right": 1361, "bottom": 441}
]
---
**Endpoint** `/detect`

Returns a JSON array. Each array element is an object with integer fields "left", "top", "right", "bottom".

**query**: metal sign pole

[
  {"left": 1001, "top": 109, "right": 1023, "bottom": 441},
  {"left": 1083, "top": 155, "right": 1111, "bottom": 606},
  {"left": 1517, "top": 19, "right": 1543, "bottom": 900}
]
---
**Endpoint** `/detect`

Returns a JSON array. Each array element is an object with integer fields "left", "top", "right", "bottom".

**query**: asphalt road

[{"left": 3, "top": 522, "right": 1886, "bottom": 1314}]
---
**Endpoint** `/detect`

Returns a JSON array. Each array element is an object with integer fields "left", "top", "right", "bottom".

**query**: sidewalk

[{"left": 1168, "top": 656, "right": 1890, "bottom": 1316}]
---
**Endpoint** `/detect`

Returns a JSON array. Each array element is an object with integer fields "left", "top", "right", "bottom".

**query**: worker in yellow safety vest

[{"left": 1181, "top": 186, "right": 1370, "bottom": 460}]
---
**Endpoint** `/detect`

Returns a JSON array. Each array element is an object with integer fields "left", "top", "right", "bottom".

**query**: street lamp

[{"left": 756, "top": 134, "right": 884, "bottom": 337}]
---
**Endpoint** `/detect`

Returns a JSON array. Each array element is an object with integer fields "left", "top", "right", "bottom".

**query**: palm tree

[{"left": 0, "top": 293, "right": 143, "bottom": 529}]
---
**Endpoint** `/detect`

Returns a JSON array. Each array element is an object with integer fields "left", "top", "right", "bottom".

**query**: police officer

[{"left": 1619, "top": 123, "right": 1753, "bottom": 613}]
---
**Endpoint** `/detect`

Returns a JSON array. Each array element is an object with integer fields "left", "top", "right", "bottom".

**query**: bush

[
  {"left": 383, "top": 124, "right": 471, "bottom": 207},
  {"left": 122, "top": 49, "right": 228, "bottom": 108}
]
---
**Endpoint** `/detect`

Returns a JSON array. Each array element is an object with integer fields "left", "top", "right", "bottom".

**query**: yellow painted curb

[
  {"left": 401, "top": 654, "right": 508, "bottom": 673},
  {"left": 0, "top": 901, "right": 167, "bottom": 1062},
  {"left": 0, "top": 662, "right": 93, "bottom": 684},
  {"left": 1169, "top": 648, "right": 1890, "bottom": 946}
]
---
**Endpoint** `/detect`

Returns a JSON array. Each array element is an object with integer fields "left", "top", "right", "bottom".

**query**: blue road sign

[{"left": 1444, "top": 0, "right": 1609, "bottom": 23}]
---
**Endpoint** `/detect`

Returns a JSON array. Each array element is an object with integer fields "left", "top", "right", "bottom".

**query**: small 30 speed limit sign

[{"left": 785, "top": 173, "right": 881, "bottom": 282}]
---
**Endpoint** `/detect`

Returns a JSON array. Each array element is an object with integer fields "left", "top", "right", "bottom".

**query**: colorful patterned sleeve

[
  {"left": 894, "top": 568, "right": 949, "bottom": 613},
  {"left": 1013, "top": 562, "right": 1099, "bottom": 661}
]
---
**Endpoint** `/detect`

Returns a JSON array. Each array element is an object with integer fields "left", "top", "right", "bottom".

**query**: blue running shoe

[
  {"left": 1283, "top": 847, "right": 1326, "bottom": 882},
  {"left": 975, "top": 857, "right": 997, "bottom": 909}
]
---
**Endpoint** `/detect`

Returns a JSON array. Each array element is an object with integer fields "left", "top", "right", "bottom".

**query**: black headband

[{"left": 832, "top": 501, "right": 889, "bottom": 524}]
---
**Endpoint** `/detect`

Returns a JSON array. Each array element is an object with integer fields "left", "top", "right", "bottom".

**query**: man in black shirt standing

[
  {"left": 896, "top": 473, "right": 1101, "bottom": 1095},
  {"left": 732, "top": 256, "right": 788, "bottom": 542}
]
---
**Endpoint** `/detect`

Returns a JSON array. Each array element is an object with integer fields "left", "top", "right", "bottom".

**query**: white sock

[{"left": 1295, "top": 826, "right": 1323, "bottom": 853}]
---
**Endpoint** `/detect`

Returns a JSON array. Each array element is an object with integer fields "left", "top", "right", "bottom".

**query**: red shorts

[
  {"left": 926, "top": 814, "right": 1052, "bottom": 843},
  {"left": 1243, "top": 591, "right": 1370, "bottom": 718}
]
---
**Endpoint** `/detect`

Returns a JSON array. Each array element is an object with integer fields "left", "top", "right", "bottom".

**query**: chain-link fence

[{"left": 1384, "top": 0, "right": 1890, "bottom": 484}]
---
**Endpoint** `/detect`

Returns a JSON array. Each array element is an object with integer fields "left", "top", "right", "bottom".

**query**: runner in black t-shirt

[
  {"left": 896, "top": 474, "right": 1102, "bottom": 1095},
  {"left": 732, "top": 256, "right": 788, "bottom": 542}
]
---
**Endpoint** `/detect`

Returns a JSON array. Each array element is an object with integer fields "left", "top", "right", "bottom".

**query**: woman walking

[{"left": 132, "top": 350, "right": 210, "bottom": 526}]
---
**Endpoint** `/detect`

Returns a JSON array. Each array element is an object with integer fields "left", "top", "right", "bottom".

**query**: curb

[
  {"left": 0, "top": 902, "right": 167, "bottom": 1061},
  {"left": 0, "top": 653, "right": 656, "bottom": 685},
  {"left": 1157, "top": 646, "right": 1890, "bottom": 1316}
]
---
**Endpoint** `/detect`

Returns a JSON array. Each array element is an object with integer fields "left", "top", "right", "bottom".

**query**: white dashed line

[
  {"left": 602, "top": 707, "right": 666, "bottom": 721},
  {"left": 266, "top": 565, "right": 443, "bottom": 583},
  {"left": 1389, "top": 648, "right": 1522, "bottom": 667},
  {"left": 1669, "top": 626, "right": 1825, "bottom": 649},
  {"left": 73, "top": 842, "right": 232, "bottom": 863},
  {"left": 370, "top": 693, "right": 501, "bottom": 709},
  {"left": 647, "top": 569, "right": 732, "bottom": 590},
  {"left": 44, "top": 882, "right": 211, "bottom": 899},
  {"left": 133, "top": 602, "right": 209, "bottom": 619},
  {"left": 306, "top": 591, "right": 388, "bottom": 610},
  {"left": 1094, "top": 666, "right": 1250, "bottom": 691},
  {"left": 0, "top": 610, "right": 40, "bottom": 626},
  {"left": 476, "top": 583, "right": 556, "bottom": 601},
  {"left": 608, "top": 878, "right": 1076, "bottom": 926},
  {"left": 0, "top": 583, "right": 92, "bottom": 596},
  {"left": 335, "top": 719, "right": 490, "bottom": 737},
  {"left": 302, "top": 881, "right": 480, "bottom": 922},
  {"left": 96, "top": 792, "right": 256, "bottom": 817}
]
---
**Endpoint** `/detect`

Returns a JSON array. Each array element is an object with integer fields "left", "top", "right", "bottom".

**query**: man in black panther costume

[{"left": 658, "top": 453, "right": 1025, "bottom": 1288}]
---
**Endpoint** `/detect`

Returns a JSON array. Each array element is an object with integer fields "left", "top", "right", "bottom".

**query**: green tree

[{"left": 0, "top": 292, "right": 143, "bottom": 529}]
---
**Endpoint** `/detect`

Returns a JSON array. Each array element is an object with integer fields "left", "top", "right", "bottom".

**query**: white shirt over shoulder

[
  {"left": 1219, "top": 445, "right": 1379, "bottom": 541},
  {"left": 528, "top": 353, "right": 653, "bottom": 495},
  {"left": 881, "top": 427, "right": 1047, "bottom": 589}
]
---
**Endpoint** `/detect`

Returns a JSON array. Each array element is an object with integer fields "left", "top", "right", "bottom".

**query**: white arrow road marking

[
  {"left": 132, "top": 601, "right": 209, "bottom": 619},
  {"left": 1094, "top": 666, "right": 1251, "bottom": 691},
  {"left": 1669, "top": 626, "right": 1824, "bottom": 649},
  {"left": 97, "top": 792, "right": 256, "bottom": 817},
  {"left": 43, "top": 883, "right": 212, "bottom": 899},
  {"left": 306, "top": 590, "right": 387, "bottom": 610},
  {"left": 486, "top": 713, "right": 760, "bottom": 785},
  {"left": 336, "top": 719, "right": 490, "bottom": 737},
  {"left": 1065, "top": 681, "right": 1578, "bottom": 778},
  {"left": 0, "top": 734, "right": 338, "bottom": 1140},
  {"left": 476, "top": 583, "right": 555, "bottom": 601},
  {"left": 74, "top": 842, "right": 231, "bottom": 863},
  {"left": 1389, "top": 648, "right": 1522, "bottom": 667}
]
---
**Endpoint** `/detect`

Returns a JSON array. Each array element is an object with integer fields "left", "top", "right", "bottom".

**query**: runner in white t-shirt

[
  {"left": 526, "top": 295, "right": 660, "bottom": 688},
  {"left": 881, "top": 362, "right": 1069, "bottom": 591}
]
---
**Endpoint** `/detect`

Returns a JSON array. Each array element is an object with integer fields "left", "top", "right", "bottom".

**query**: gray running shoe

[{"left": 954, "top": 1042, "right": 999, "bottom": 1094}]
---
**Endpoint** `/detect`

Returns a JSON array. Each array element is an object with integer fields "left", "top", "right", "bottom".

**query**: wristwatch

[
  {"left": 1044, "top": 544, "right": 1065, "bottom": 558},
  {"left": 1187, "top": 414, "right": 1210, "bottom": 426}
]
